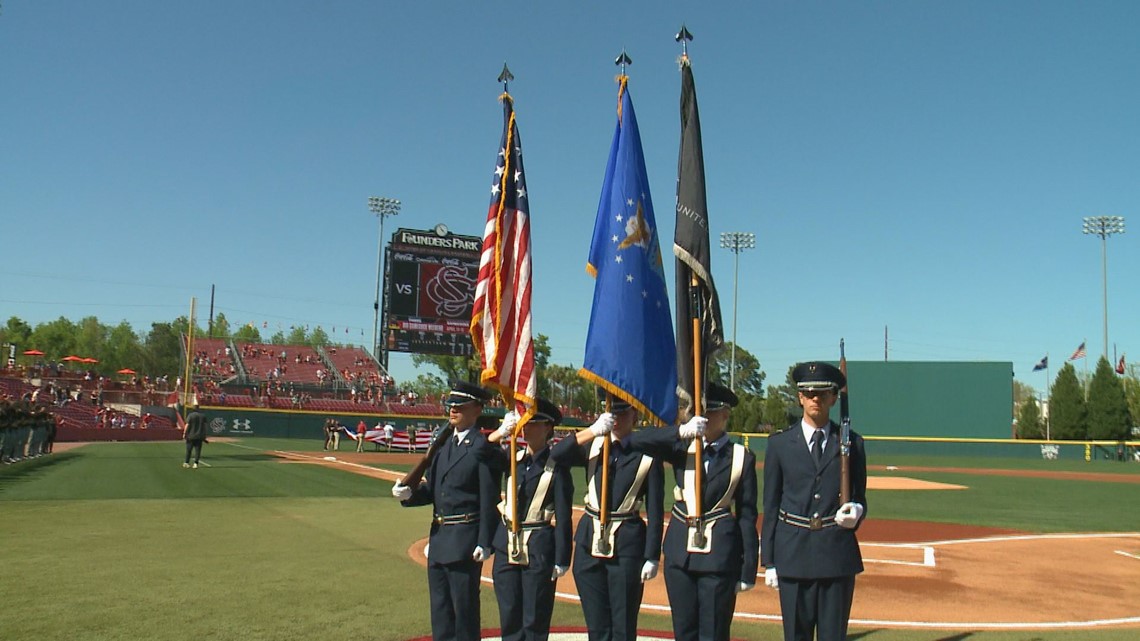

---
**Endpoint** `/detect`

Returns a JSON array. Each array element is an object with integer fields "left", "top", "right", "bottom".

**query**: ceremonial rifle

[
  {"left": 400, "top": 425, "right": 454, "bottom": 489},
  {"left": 838, "top": 339, "right": 851, "bottom": 504}
]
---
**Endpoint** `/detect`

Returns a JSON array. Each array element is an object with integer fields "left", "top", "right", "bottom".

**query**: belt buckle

[
  {"left": 433, "top": 515, "right": 444, "bottom": 525},
  {"left": 809, "top": 516, "right": 823, "bottom": 531}
]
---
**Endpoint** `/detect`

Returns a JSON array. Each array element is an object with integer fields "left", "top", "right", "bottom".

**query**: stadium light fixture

[
  {"left": 369, "top": 196, "right": 401, "bottom": 363},
  {"left": 1082, "top": 215, "right": 1125, "bottom": 360},
  {"left": 719, "top": 231, "right": 756, "bottom": 391}
]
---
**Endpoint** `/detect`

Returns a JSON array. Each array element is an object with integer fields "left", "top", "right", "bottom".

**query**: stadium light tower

[
  {"left": 719, "top": 231, "right": 756, "bottom": 391},
  {"left": 369, "top": 196, "right": 401, "bottom": 360},
  {"left": 1082, "top": 215, "right": 1125, "bottom": 360}
]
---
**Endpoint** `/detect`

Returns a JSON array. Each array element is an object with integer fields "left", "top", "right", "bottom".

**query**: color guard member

[
  {"left": 761, "top": 362, "right": 868, "bottom": 641},
  {"left": 549, "top": 393, "right": 664, "bottom": 641},
  {"left": 479, "top": 398, "right": 574, "bottom": 641},
  {"left": 392, "top": 381, "right": 499, "bottom": 641},
  {"left": 629, "top": 382, "right": 758, "bottom": 641}
]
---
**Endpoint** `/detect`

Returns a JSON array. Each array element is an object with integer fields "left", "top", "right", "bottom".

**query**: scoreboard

[{"left": 382, "top": 226, "right": 481, "bottom": 359}]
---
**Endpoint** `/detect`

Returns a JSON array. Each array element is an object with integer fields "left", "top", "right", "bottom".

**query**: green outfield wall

[
  {"left": 196, "top": 406, "right": 450, "bottom": 440},
  {"left": 833, "top": 361, "right": 1013, "bottom": 438}
]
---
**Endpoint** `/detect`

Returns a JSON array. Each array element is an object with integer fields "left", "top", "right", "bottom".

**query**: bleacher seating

[
  {"left": 323, "top": 346, "right": 390, "bottom": 395},
  {"left": 238, "top": 343, "right": 330, "bottom": 386},
  {"left": 189, "top": 337, "right": 237, "bottom": 380},
  {"left": 0, "top": 377, "right": 36, "bottom": 399}
]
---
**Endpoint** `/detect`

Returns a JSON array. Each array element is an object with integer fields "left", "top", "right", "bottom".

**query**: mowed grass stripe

[
  {"left": 0, "top": 442, "right": 382, "bottom": 501},
  {"left": 0, "top": 439, "right": 1136, "bottom": 641}
]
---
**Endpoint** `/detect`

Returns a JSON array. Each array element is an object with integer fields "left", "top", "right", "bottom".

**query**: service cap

[{"left": 792, "top": 362, "right": 846, "bottom": 391}]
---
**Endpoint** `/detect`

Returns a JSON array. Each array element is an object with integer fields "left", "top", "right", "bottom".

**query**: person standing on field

[
  {"left": 761, "top": 362, "right": 868, "bottom": 641},
  {"left": 549, "top": 392, "right": 665, "bottom": 641},
  {"left": 391, "top": 381, "right": 498, "bottom": 641},
  {"left": 182, "top": 402, "right": 208, "bottom": 469},
  {"left": 629, "top": 382, "right": 758, "bottom": 641},
  {"left": 479, "top": 398, "right": 574, "bottom": 641}
]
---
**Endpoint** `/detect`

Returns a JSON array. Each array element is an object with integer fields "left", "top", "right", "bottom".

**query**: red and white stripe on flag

[
  {"left": 1069, "top": 342, "right": 1087, "bottom": 361},
  {"left": 471, "top": 94, "right": 536, "bottom": 420}
]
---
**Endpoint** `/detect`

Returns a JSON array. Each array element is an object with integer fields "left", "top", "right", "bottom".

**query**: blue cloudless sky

[{"left": 2, "top": 1, "right": 1137, "bottom": 394}]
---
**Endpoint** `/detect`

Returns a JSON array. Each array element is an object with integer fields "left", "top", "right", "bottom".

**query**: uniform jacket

[
  {"left": 760, "top": 421, "right": 867, "bottom": 579},
  {"left": 550, "top": 432, "right": 664, "bottom": 567},
  {"left": 631, "top": 425, "right": 759, "bottom": 584},
  {"left": 477, "top": 442, "right": 574, "bottom": 569},
  {"left": 402, "top": 427, "right": 499, "bottom": 565}
]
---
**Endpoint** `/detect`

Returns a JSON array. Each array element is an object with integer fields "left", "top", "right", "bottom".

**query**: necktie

[
  {"left": 811, "top": 430, "right": 824, "bottom": 464},
  {"left": 703, "top": 444, "right": 715, "bottom": 472}
]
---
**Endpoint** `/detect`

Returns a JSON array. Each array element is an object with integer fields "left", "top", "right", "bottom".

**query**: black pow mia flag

[{"left": 674, "top": 59, "right": 724, "bottom": 418}]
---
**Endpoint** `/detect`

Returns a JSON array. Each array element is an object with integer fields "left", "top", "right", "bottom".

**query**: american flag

[
  {"left": 470, "top": 93, "right": 536, "bottom": 420},
  {"left": 1068, "top": 341, "right": 1087, "bottom": 361},
  {"left": 1117, "top": 354, "right": 1126, "bottom": 375}
]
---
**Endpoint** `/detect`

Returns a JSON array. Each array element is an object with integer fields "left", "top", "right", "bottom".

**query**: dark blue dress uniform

[
  {"left": 761, "top": 360, "right": 868, "bottom": 641},
  {"left": 550, "top": 430, "right": 664, "bottom": 641},
  {"left": 631, "top": 424, "right": 759, "bottom": 641},
  {"left": 478, "top": 436, "right": 574, "bottom": 641},
  {"left": 402, "top": 418, "right": 499, "bottom": 641}
]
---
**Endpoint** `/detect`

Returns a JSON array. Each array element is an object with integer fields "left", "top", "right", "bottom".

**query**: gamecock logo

[
  {"left": 209, "top": 418, "right": 226, "bottom": 434},
  {"left": 425, "top": 265, "right": 475, "bottom": 318}
]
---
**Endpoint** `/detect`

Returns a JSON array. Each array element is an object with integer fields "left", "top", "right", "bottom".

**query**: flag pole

[
  {"left": 689, "top": 275, "right": 706, "bottom": 547},
  {"left": 677, "top": 24, "right": 706, "bottom": 549},
  {"left": 1045, "top": 354, "right": 1051, "bottom": 440},
  {"left": 496, "top": 62, "right": 525, "bottom": 559},
  {"left": 598, "top": 394, "right": 612, "bottom": 556},
  {"left": 1083, "top": 338, "right": 1089, "bottom": 396},
  {"left": 597, "top": 51, "right": 633, "bottom": 558}
]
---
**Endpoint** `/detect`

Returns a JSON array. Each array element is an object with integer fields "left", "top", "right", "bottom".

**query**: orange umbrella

[
  {"left": 81, "top": 357, "right": 99, "bottom": 364},
  {"left": 61, "top": 355, "right": 83, "bottom": 362},
  {"left": 117, "top": 368, "right": 136, "bottom": 375},
  {"left": 23, "top": 349, "right": 45, "bottom": 356}
]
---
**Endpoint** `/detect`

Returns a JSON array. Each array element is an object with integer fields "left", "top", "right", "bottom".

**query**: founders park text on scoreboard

[{"left": 382, "top": 226, "right": 480, "bottom": 360}]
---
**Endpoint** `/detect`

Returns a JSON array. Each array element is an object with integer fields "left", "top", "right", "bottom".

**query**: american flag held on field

[{"left": 470, "top": 91, "right": 536, "bottom": 421}]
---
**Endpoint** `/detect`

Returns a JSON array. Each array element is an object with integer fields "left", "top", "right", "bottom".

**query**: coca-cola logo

[{"left": 425, "top": 265, "right": 475, "bottom": 317}]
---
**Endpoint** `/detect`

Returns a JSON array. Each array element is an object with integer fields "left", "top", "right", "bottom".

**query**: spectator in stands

[
  {"left": 182, "top": 402, "right": 208, "bottom": 469},
  {"left": 356, "top": 419, "right": 367, "bottom": 452}
]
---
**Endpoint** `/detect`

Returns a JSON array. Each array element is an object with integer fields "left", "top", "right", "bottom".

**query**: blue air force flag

[{"left": 579, "top": 77, "right": 678, "bottom": 426}]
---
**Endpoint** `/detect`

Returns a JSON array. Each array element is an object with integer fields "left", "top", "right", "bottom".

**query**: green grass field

[{"left": 1, "top": 438, "right": 1136, "bottom": 641}]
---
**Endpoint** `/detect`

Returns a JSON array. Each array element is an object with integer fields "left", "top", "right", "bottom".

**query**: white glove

[
  {"left": 551, "top": 565, "right": 568, "bottom": 580},
  {"left": 589, "top": 413, "right": 615, "bottom": 437},
  {"left": 391, "top": 482, "right": 412, "bottom": 501},
  {"left": 764, "top": 567, "right": 779, "bottom": 589},
  {"left": 496, "top": 411, "right": 519, "bottom": 439},
  {"left": 472, "top": 546, "right": 487, "bottom": 562},
  {"left": 736, "top": 582, "right": 754, "bottom": 593},
  {"left": 835, "top": 502, "right": 865, "bottom": 529},
  {"left": 679, "top": 416, "right": 707, "bottom": 439},
  {"left": 639, "top": 560, "right": 659, "bottom": 582}
]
